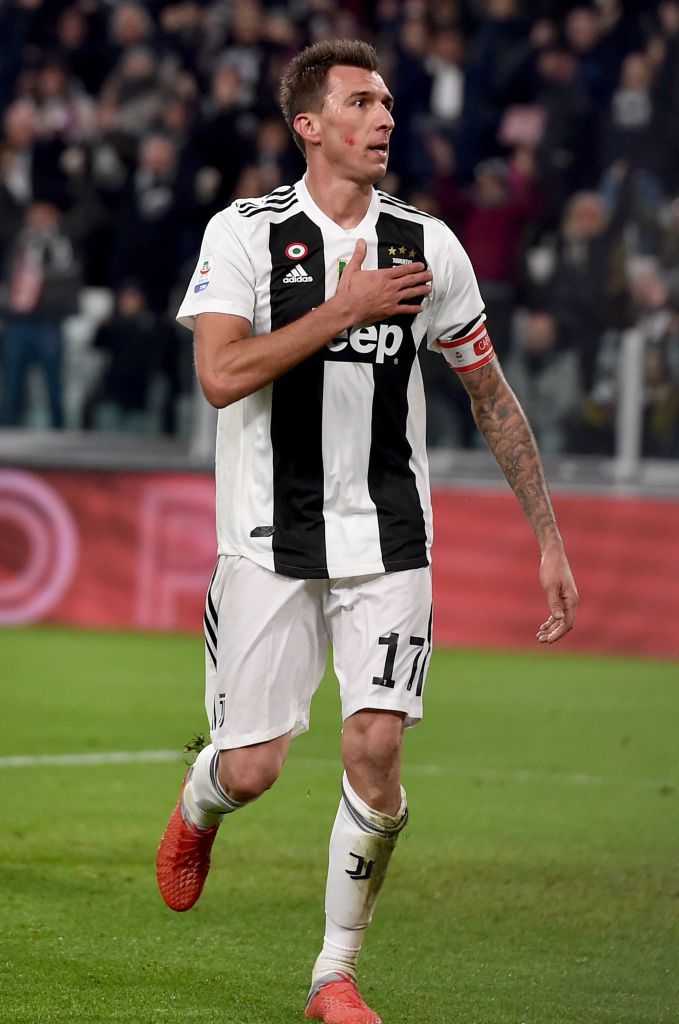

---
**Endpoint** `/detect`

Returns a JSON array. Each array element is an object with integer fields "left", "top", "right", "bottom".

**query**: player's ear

[{"left": 294, "top": 111, "right": 321, "bottom": 149}]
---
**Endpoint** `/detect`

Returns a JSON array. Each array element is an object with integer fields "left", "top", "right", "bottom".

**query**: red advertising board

[{"left": 1, "top": 468, "right": 677, "bottom": 659}]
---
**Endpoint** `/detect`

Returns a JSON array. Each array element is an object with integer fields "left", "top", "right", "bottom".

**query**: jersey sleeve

[
  {"left": 176, "top": 207, "right": 255, "bottom": 331},
  {"left": 426, "top": 227, "right": 495, "bottom": 374}
]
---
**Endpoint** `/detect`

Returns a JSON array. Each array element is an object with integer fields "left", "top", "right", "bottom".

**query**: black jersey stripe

[
  {"left": 378, "top": 191, "right": 421, "bottom": 208},
  {"left": 203, "top": 561, "right": 219, "bottom": 667},
  {"left": 378, "top": 193, "right": 438, "bottom": 221},
  {"left": 268, "top": 213, "right": 328, "bottom": 578},
  {"left": 380, "top": 199, "right": 437, "bottom": 223},
  {"left": 237, "top": 185, "right": 295, "bottom": 207},
  {"left": 240, "top": 199, "right": 299, "bottom": 218},
  {"left": 205, "top": 562, "right": 219, "bottom": 631},
  {"left": 368, "top": 213, "right": 428, "bottom": 572},
  {"left": 204, "top": 633, "right": 217, "bottom": 670},
  {"left": 416, "top": 602, "right": 433, "bottom": 697},
  {"left": 238, "top": 202, "right": 297, "bottom": 216},
  {"left": 203, "top": 610, "right": 217, "bottom": 649},
  {"left": 378, "top": 190, "right": 436, "bottom": 213},
  {"left": 442, "top": 311, "right": 486, "bottom": 342},
  {"left": 237, "top": 190, "right": 295, "bottom": 208},
  {"left": 237, "top": 190, "right": 296, "bottom": 213},
  {"left": 240, "top": 197, "right": 299, "bottom": 219},
  {"left": 204, "top": 619, "right": 217, "bottom": 668}
]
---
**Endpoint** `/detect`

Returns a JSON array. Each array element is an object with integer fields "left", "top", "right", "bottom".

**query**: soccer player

[{"left": 156, "top": 39, "right": 578, "bottom": 1024}]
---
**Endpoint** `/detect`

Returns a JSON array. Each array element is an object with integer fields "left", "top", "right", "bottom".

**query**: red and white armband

[{"left": 439, "top": 319, "right": 495, "bottom": 374}]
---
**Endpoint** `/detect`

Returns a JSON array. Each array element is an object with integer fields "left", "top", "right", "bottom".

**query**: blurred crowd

[{"left": 0, "top": 0, "right": 678, "bottom": 456}]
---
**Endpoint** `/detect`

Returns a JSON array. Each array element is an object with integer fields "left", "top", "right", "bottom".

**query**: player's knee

[
  {"left": 228, "top": 770, "right": 278, "bottom": 803},
  {"left": 217, "top": 748, "right": 284, "bottom": 803},
  {"left": 342, "top": 710, "right": 405, "bottom": 810},
  {"left": 343, "top": 709, "right": 404, "bottom": 767}
]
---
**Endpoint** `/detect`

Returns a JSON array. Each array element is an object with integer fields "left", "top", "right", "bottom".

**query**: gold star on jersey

[{"left": 387, "top": 242, "right": 419, "bottom": 266}]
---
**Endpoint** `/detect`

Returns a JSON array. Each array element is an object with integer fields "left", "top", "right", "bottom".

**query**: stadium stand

[{"left": 0, "top": 0, "right": 677, "bottom": 461}]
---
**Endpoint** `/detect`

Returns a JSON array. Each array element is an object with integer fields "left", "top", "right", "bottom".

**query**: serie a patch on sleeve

[{"left": 439, "top": 320, "right": 495, "bottom": 373}]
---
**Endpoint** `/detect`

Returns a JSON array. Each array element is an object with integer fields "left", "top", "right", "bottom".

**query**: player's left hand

[{"left": 536, "top": 544, "right": 578, "bottom": 644}]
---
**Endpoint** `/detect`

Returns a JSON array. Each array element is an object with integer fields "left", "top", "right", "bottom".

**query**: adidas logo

[{"left": 282, "top": 264, "right": 313, "bottom": 284}]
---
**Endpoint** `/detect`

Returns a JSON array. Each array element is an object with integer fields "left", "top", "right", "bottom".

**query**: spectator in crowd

[
  {"left": 157, "top": 1, "right": 207, "bottom": 72},
  {"left": 538, "top": 189, "right": 626, "bottom": 390},
  {"left": 32, "top": 55, "right": 97, "bottom": 145},
  {"left": 418, "top": 346, "right": 472, "bottom": 451},
  {"left": 564, "top": 4, "right": 626, "bottom": 104},
  {"left": 455, "top": 0, "right": 528, "bottom": 179},
  {"left": 107, "top": 2, "right": 156, "bottom": 72},
  {"left": 653, "top": 1, "right": 679, "bottom": 190},
  {"left": 53, "top": 4, "right": 110, "bottom": 96},
  {"left": 0, "top": 0, "right": 45, "bottom": 101},
  {"left": 426, "top": 28, "right": 465, "bottom": 131},
  {"left": 434, "top": 146, "right": 542, "bottom": 355},
  {"left": 565, "top": 257, "right": 679, "bottom": 457},
  {"left": 100, "top": 46, "right": 168, "bottom": 141},
  {"left": 656, "top": 197, "right": 679, "bottom": 302},
  {"left": 0, "top": 99, "right": 71, "bottom": 240},
  {"left": 533, "top": 45, "right": 597, "bottom": 216},
  {"left": 181, "top": 64, "right": 255, "bottom": 223},
  {"left": 81, "top": 282, "right": 177, "bottom": 432},
  {"left": 562, "top": 326, "right": 618, "bottom": 455},
  {"left": 0, "top": 200, "right": 81, "bottom": 428},
  {"left": 110, "top": 133, "right": 180, "bottom": 312},
  {"left": 626, "top": 257, "right": 679, "bottom": 374},
  {"left": 600, "top": 51, "right": 665, "bottom": 200},
  {"left": 388, "top": 14, "right": 433, "bottom": 187},
  {"left": 504, "top": 309, "right": 582, "bottom": 453},
  {"left": 157, "top": 89, "right": 197, "bottom": 151},
  {"left": 250, "top": 116, "right": 301, "bottom": 193},
  {"left": 215, "top": 0, "right": 269, "bottom": 116}
]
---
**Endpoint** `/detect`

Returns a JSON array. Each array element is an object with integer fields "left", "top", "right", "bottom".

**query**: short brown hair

[{"left": 279, "top": 39, "right": 379, "bottom": 155}]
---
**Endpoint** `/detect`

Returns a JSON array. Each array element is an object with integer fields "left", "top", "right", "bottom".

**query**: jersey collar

[{"left": 296, "top": 175, "right": 380, "bottom": 237}]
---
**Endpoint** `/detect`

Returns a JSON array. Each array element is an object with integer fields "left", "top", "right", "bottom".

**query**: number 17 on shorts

[{"left": 328, "top": 565, "right": 433, "bottom": 729}]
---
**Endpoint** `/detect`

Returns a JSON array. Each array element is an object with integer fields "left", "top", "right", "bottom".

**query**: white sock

[
  {"left": 182, "top": 744, "right": 245, "bottom": 829},
  {"left": 312, "top": 772, "right": 408, "bottom": 984}
]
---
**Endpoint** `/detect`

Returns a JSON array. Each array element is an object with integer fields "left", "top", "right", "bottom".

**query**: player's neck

[{"left": 304, "top": 168, "right": 373, "bottom": 230}]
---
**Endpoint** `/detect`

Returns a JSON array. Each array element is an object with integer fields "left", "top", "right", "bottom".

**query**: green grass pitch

[{"left": 0, "top": 627, "right": 677, "bottom": 1024}]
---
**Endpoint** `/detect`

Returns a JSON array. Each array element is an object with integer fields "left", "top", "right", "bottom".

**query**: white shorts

[{"left": 203, "top": 555, "right": 433, "bottom": 749}]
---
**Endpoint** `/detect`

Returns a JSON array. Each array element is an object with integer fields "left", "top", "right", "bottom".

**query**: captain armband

[{"left": 438, "top": 320, "right": 495, "bottom": 374}]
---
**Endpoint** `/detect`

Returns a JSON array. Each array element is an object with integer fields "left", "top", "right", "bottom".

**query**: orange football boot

[
  {"left": 305, "top": 973, "right": 382, "bottom": 1024},
  {"left": 156, "top": 770, "right": 220, "bottom": 911}
]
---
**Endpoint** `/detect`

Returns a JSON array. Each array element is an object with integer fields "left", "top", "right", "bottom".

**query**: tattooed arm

[{"left": 461, "top": 358, "right": 579, "bottom": 644}]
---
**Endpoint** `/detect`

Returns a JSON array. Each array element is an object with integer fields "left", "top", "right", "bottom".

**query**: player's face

[{"left": 314, "top": 65, "right": 395, "bottom": 183}]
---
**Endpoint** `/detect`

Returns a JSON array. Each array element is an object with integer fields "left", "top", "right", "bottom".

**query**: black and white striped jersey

[{"left": 177, "top": 176, "right": 492, "bottom": 580}]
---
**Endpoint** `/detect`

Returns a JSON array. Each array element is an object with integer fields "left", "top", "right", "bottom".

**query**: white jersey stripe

[
  {"left": 322, "top": 362, "right": 383, "bottom": 576},
  {"left": 321, "top": 217, "right": 383, "bottom": 576}
]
